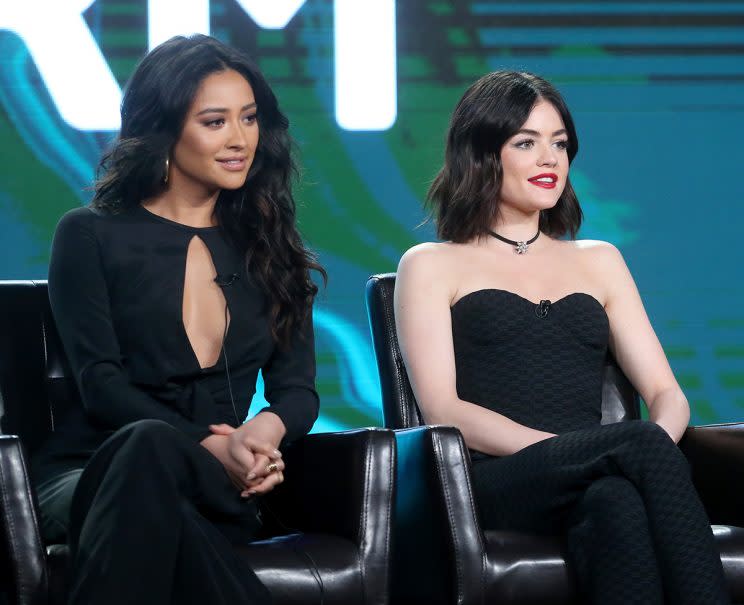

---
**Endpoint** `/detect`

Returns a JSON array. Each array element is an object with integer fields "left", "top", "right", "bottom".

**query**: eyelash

[
  {"left": 514, "top": 139, "right": 568, "bottom": 150},
  {"left": 204, "top": 114, "right": 257, "bottom": 128}
]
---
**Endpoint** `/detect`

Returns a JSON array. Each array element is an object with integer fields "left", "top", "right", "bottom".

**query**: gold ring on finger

[{"left": 266, "top": 462, "right": 279, "bottom": 474}]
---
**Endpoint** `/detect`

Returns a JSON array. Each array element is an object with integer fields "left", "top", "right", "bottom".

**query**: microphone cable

[{"left": 220, "top": 300, "right": 241, "bottom": 426}]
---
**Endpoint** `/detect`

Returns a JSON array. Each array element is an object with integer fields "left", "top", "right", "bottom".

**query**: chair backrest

[
  {"left": 0, "top": 281, "right": 77, "bottom": 456},
  {"left": 365, "top": 273, "right": 640, "bottom": 430}
]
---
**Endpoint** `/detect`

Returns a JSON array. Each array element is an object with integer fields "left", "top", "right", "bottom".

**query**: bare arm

[
  {"left": 599, "top": 243, "right": 690, "bottom": 442},
  {"left": 395, "top": 245, "right": 555, "bottom": 456}
]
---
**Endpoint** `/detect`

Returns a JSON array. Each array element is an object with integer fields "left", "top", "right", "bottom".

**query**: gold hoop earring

[{"left": 163, "top": 157, "right": 170, "bottom": 184}]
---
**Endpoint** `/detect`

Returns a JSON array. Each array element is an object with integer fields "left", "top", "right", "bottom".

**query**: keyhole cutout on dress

[{"left": 182, "top": 236, "right": 231, "bottom": 369}]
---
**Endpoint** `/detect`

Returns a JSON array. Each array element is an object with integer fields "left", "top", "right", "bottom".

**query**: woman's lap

[
  {"left": 470, "top": 420, "right": 686, "bottom": 532},
  {"left": 36, "top": 419, "right": 261, "bottom": 546},
  {"left": 60, "top": 420, "right": 269, "bottom": 604}
]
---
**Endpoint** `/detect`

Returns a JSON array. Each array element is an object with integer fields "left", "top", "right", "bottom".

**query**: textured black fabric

[
  {"left": 453, "top": 290, "right": 730, "bottom": 604},
  {"left": 451, "top": 289, "right": 607, "bottom": 435},
  {"left": 33, "top": 205, "right": 319, "bottom": 485},
  {"left": 566, "top": 475, "right": 663, "bottom": 604},
  {"left": 472, "top": 422, "right": 729, "bottom": 604}
]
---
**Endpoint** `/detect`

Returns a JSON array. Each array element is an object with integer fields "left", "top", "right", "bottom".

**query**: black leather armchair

[
  {"left": 366, "top": 272, "right": 744, "bottom": 605},
  {"left": 0, "top": 280, "right": 395, "bottom": 605}
]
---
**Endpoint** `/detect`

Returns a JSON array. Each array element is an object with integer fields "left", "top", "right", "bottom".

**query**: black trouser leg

[
  {"left": 566, "top": 476, "right": 663, "bottom": 605},
  {"left": 471, "top": 421, "right": 729, "bottom": 604},
  {"left": 170, "top": 503, "right": 270, "bottom": 605},
  {"left": 35, "top": 468, "right": 83, "bottom": 544},
  {"left": 66, "top": 419, "right": 270, "bottom": 605}
]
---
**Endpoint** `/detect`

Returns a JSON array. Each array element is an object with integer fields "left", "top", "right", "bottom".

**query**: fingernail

[
  {"left": 247, "top": 472, "right": 256, "bottom": 480},
  {"left": 247, "top": 490, "right": 257, "bottom": 495},
  {"left": 273, "top": 450, "right": 281, "bottom": 458}
]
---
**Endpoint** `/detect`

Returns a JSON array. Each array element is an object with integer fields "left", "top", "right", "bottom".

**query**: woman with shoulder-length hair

[
  {"left": 394, "top": 70, "right": 729, "bottom": 604},
  {"left": 32, "top": 34, "right": 325, "bottom": 604}
]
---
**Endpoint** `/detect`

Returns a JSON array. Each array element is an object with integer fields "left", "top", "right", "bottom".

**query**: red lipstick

[{"left": 528, "top": 173, "right": 558, "bottom": 189}]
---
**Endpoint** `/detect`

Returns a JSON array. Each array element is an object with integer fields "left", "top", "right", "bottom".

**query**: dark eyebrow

[
  {"left": 195, "top": 102, "right": 257, "bottom": 116},
  {"left": 514, "top": 128, "right": 567, "bottom": 137}
]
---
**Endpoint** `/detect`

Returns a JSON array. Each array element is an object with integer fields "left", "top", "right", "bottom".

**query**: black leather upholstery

[
  {"left": 0, "top": 436, "right": 48, "bottom": 605},
  {"left": 365, "top": 274, "right": 423, "bottom": 430},
  {"left": 0, "top": 280, "right": 395, "bottom": 605},
  {"left": 366, "top": 272, "right": 744, "bottom": 605}
]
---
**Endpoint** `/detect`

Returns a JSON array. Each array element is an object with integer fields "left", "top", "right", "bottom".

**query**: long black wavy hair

[
  {"left": 91, "top": 34, "right": 325, "bottom": 346},
  {"left": 428, "top": 70, "right": 582, "bottom": 242}
]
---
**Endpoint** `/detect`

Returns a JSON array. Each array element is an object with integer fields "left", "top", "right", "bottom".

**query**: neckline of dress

[
  {"left": 136, "top": 204, "right": 220, "bottom": 232},
  {"left": 451, "top": 288, "right": 605, "bottom": 313}
]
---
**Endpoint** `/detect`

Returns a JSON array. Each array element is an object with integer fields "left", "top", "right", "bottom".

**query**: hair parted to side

[
  {"left": 428, "top": 70, "right": 582, "bottom": 242},
  {"left": 91, "top": 34, "right": 325, "bottom": 347}
]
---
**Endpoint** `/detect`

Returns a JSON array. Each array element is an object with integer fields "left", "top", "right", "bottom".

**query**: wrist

[
  {"left": 244, "top": 411, "right": 287, "bottom": 446},
  {"left": 201, "top": 433, "right": 220, "bottom": 446},
  {"left": 200, "top": 433, "right": 226, "bottom": 454},
  {"left": 653, "top": 419, "right": 684, "bottom": 444}
]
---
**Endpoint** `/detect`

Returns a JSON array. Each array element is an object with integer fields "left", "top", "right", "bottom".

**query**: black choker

[{"left": 488, "top": 228, "right": 540, "bottom": 254}]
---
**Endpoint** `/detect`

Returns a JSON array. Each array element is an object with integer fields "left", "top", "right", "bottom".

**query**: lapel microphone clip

[{"left": 214, "top": 273, "right": 240, "bottom": 287}]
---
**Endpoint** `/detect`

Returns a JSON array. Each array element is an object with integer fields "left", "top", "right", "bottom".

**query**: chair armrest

[
  {"left": 0, "top": 435, "right": 48, "bottom": 605},
  {"left": 679, "top": 423, "right": 744, "bottom": 527},
  {"left": 391, "top": 426, "right": 485, "bottom": 605},
  {"left": 262, "top": 428, "right": 395, "bottom": 605}
]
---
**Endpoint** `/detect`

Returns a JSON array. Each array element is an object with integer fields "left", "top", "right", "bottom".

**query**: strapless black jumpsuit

[{"left": 451, "top": 289, "right": 729, "bottom": 605}]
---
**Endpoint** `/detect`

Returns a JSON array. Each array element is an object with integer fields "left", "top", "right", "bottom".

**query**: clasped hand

[{"left": 201, "top": 413, "right": 286, "bottom": 498}]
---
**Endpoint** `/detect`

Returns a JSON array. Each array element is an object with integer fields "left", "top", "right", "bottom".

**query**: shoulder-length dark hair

[
  {"left": 91, "top": 34, "right": 324, "bottom": 346},
  {"left": 428, "top": 70, "right": 582, "bottom": 242}
]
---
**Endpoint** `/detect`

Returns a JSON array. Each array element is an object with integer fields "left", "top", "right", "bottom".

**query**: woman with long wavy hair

[{"left": 32, "top": 34, "right": 324, "bottom": 604}]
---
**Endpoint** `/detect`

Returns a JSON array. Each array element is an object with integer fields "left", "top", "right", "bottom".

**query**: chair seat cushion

[
  {"left": 46, "top": 533, "right": 363, "bottom": 605},
  {"left": 483, "top": 525, "right": 744, "bottom": 604},
  {"left": 233, "top": 533, "right": 364, "bottom": 605},
  {"left": 483, "top": 530, "right": 576, "bottom": 605}
]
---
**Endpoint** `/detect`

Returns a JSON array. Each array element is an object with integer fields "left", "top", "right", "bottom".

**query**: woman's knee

[
  {"left": 582, "top": 476, "right": 642, "bottom": 514},
  {"left": 106, "top": 419, "right": 192, "bottom": 469},
  {"left": 619, "top": 421, "right": 684, "bottom": 460},
  {"left": 116, "top": 419, "right": 183, "bottom": 448},
  {"left": 617, "top": 420, "right": 667, "bottom": 442},
  {"left": 573, "top": 477, "right": 652, "bottom": 541},
  {"left": 606, "top": 423, "right": 690, "bottom": 487}
]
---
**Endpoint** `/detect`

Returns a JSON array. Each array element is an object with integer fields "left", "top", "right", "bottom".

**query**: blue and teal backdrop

[{"left": 1, "top": 1, "right": 742, "bottom": 430}]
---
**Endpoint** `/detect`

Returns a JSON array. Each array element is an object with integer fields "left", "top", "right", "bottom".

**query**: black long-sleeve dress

[{"left": 32, "top": 205, "right": 320, "bottom": 604}]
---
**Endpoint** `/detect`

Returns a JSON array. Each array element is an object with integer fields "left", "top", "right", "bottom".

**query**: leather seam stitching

[
  {"left": 432, "top": 432, "right": 465, "bottom": 602},
  {"left": 380, "top": 279, "right": 410, "bottom": 428},
  {"left": 381, "top": 430, "right": 394, "bottom": 603},
  {"left": 358, "top": 431, "right": 372, "bottom": 603},
  {"left": 454, "top": 434, "right": 487, "bottom": 605},
  {"left": 19, "top": 440, "right": 48, "bottom": 597},
  {"left": 0, "top": 447, "right": 24, "bottom": 601}
]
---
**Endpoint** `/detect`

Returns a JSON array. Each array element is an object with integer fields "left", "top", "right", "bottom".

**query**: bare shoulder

[
  {"left": 397, "top": 241, "right": 461, "bottom": 276},
  {"left": 569, "top": 238, "right": 619, "bottom": 254},
  {"left": 568, "top": 239, "right": 626, "bottom": 270},
  {"left": 565, "top": 239, "right": 636, "bottom": 301},
  {"left": 397, "top": 241, "right": 462, "bottom": 300}
]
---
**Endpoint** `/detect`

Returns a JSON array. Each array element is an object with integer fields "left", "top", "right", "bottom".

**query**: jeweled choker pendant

[{"left": 488, "top": 228, "right": 540, "bottom": 254}]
